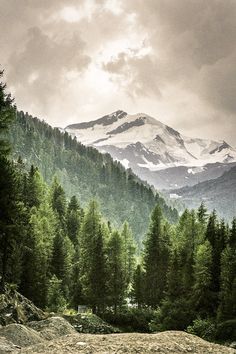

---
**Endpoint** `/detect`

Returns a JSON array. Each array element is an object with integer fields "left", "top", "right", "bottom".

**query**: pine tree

[
  {"left": 79, "top": 200, "right": 107, "bottom": 313},
  {"left": 131, "top": 264, "right": 145, "bottom": 308},
  {"left": 197, "top": 202, "right": 208, "bottom": 224},
  {"left": 50, "top": 177, "right": 67, "bottom": 229},
  {"left": 107, "top": 230, "right": 126, "bottom": 314},
  {"left": 26, "top": 165, "right": 45, "bottom": 208},
  {"left": 206, "top": 211, "right": 226, "bottom": 298},
  {"left": 0, "top": 71, "right": 26, "bottom": 289},
  {"left": 121, "top": 221, "right": 136, "bottom": 289},
  {"left": 218, "top": 219, "right": 236, "bottom": 321},
  {"left": 66, "top": 195, "right": 83, "bottom": 246},
  {"left": 229, "top": 217, "right": 236, "bottom": 248},
  {"left": 143, "top": 205, "right": 169, "bottom": 308},
  {"left": 50, "top": 229, "right": 74, "bottom": 301},
  {"left": 47, "top": 275, "right": 67, "bottom": 312},
  {"left": 19, "top": 172, "right": 56, "bottom": 307},
  {"left": 0, "top": 70, "right": 15, "bottom": 156},
  {"left": 166, "top": 248, "right": 182, "bottom": 301},
  {"left": 192, "top": 241, "right": 214, "bottom": 317}
]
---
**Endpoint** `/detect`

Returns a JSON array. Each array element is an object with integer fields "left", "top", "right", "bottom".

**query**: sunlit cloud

[{"left": 0, "top": 0, "right": 235, "bottom": 144}]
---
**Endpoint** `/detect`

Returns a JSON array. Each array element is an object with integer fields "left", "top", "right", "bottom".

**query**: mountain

[
  {"left": 165, "top": 166, "right": 236, "bottom": 221},
  {"left": 9, "top": 111, "right": 178, "bottom": 245},
  {"left": 66, "top": 110, "right": 236, "bottom": 189}
]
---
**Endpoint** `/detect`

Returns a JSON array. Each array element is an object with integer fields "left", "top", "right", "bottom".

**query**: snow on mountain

[{"left": 66, "top": 110, "right": 236, "bottom": 169}]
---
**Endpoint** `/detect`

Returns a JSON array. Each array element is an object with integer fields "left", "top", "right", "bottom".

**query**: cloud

[
  {"left": 101, "top": 0, "right": 236, "bottom": 142},
  {"left": 7, "top": 26, "right": 90, "bottom": 111},
  {"left": 0, "top": 0, "right": 235, "bottom": 144}
]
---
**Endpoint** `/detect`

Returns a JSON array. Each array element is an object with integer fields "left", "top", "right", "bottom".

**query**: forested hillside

[
  {"left": 1, "top": 71, "right": 236, "bottom": 343},
  {"left": 9, "top": 110, "right": 178, "bottom": 244}
]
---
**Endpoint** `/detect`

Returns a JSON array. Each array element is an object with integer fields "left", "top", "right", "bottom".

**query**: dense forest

[
  {"left": 0, "top": 72, "right": 235, "bottom": 342},
  {"left": 9, "top": 109, "right": 178, "bottom": 245}
]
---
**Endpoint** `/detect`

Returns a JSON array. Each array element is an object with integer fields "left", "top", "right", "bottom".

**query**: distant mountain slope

[
  {"left": 66, "top": 110, "right": 236, "bottom": 189},
  {"left": 166, "top": 166, "right": 236, "bottom": 221},
  {"left": 10, "top": 111, "right": 178, "bottom": 244},
  {"left": 132, "top": 161, "right": 236, "bottom": 190}
]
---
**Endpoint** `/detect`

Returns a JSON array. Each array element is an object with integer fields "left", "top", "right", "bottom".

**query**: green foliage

[
  {"left": 47, "top": 275, "right": 67, "bottom": 313},
  {"left": 121, "top": 222, "right": 136, "bottom": 288},
  {"left": 101, "top": 308, "right": 155, "bottom": 332},
  {"left": 218, "top": 244, "right": 236, "bottom": 321},
  {"left": 10, "top": 110, "right": 178, "bottom": 245},
  {"left": 187, "top": 318, "right": 217, "bottom": 341},
  {"left": 0, "top": 73, "right": 235, "bottom": 343},
  {"left": 0, "top": 72, "right": 26, "bottom": 288},
  {"left": 50, "top": 177, "right": 67, "bottom": 228},
  {"left": 143, "top": 206, "right": 170, "bottom": 308},
  {"left": 51, "top": 231, "right": 74, "bottom": 300},
  {"left": 149, "top": 298, "right": 195, "bottom": 332},
  {"left": 131, "top": 264, "right": 145, "bottom": 308},
  {"left": 66, "top": 195, "right": 83, "bottom": 246},
  {"left": 79, "top": 201, "right": 107, "bottom": 313},
  {"left": 192, "top": 241, "right": 214, "bottom": 317},
  {"left": 0, "top": 70, "right": 15, "bottom": 156},
  {"left": 107, "top": 230, "right": 126, "bottom": 314}
]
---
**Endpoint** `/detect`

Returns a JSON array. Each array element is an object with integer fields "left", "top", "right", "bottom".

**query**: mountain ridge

[
  {"left": 10, "top": 111, "right": 178, "bottom": 244},
  {"left": 166, "top": 166, "right": 236, "bottom": 221},
  {"left": 65, "top": 110, "right": 236, "bottom": 190}
]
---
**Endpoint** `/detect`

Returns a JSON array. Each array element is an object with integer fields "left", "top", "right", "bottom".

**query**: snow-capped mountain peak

[{"left": 65, "top": 110, "right": 236, "bottom": 179}]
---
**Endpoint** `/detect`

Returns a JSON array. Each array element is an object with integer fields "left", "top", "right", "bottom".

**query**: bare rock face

[
  {"left": 20, "top": 331, "right": 236, "bottom": 354},
  {"left": 0, "top": 287, "right": 46, "bottom": 326}
]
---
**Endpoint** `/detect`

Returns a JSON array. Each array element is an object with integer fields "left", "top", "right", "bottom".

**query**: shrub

[
  {"left": 101, "top": 308, "right": 155, "bottom": 332},
  {"left": 149, "top": 298, "right": 195, "bottom": 332},
  {"left": 187, "top": 318, "right": 216, "bottom": 341}
]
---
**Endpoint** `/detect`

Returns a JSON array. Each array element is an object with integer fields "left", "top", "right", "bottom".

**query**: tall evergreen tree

[
  {"left": 218, "top": 219, "right": 236, "bottom": 321},
  {"left": 50, "top": 177, "right": 67, "bottom": 229},
  {"left": 131, "top": 264, "right": 145, "bottom": 308},
  {"left": 79, "top": 200, "right": 107, "bottom": 313},
  {"left": 121, "top": 221, "right": 136, "bottom": 288},
  {"left": 0, "top": 71, "right": 26, "bottom": 289},
  {"left": 26, "top": 165, "right": 45, "bottom": 208},
  {"left": 50, "top": 229, "right": 74, "bottom": 301},
  {"left": 143, "top": 205, "right": 169, "bottom": 308},
  {"left": 66, "top": 195, "right": 83, "bottom": 246},
  {"left": 206, "top": 211, "right": 226, "bottom": 299},
  {"left": 192, "top": 241, "right": 214, "bottom": 317},
  {"left": 107, "top": 230, "right": 126, "bottom": 314}
]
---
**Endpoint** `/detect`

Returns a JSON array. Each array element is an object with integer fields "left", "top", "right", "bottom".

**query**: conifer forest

[{"left": 0, "top": 70, "right": 235, "bottom": 344}]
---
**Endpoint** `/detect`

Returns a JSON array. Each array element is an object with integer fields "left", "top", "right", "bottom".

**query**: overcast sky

[{"left": 0, "top": 0, "right": 236, "bottom": 144}]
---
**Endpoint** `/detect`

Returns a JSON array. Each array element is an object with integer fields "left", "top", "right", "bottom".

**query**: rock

[
  {"left": 27, "top": 317, "right": 76, "bottom": 340},
  {"left": 0, "top": 323, "right": 44, "bottom": 348},
  {"left": 0, "top": 336, "right": 21, "bottom": 353},
  {"left": 0, "top": 286, "right": 46, "bottom": 326}
]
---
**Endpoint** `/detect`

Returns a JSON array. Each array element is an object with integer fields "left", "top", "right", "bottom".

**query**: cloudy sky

[{"left": 0, "top": 0, "right": 236, "bottom": 144}]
